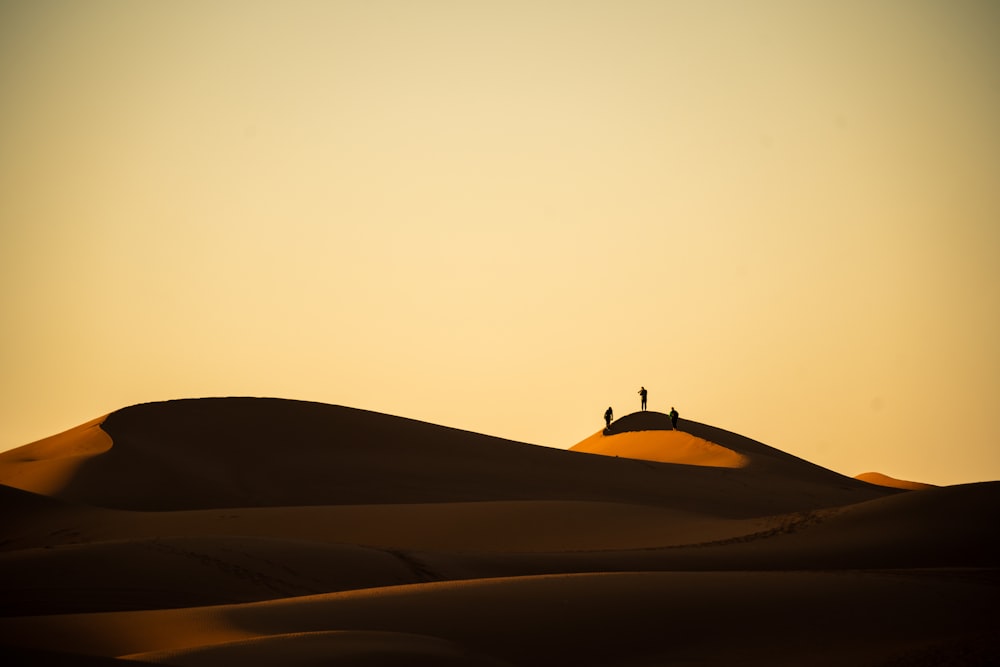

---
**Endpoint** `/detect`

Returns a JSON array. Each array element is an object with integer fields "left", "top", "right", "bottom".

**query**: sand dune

[
  {"left": 0, "top": 416, "right": 111, "bottom": 496},
  {"left": 0, "top": 399, "right": 889, "bottom": 516},
  {"left": 125, "top": 630, "right": 518, "bottom": 667},
  {"left": 3, "top": 571, "right": 996, "bottom": 667},
  {"left": 855, "top": 471, "right": 937, "bottom": 490},
  {"left": 0, "top": 397, "right": 996, "bottom": 665},
  {"left": 0, "top": 535, "right": 427, "bottom": 615},
  {"left": 572, "top": 428, "right": 748, "bottom": 467}
]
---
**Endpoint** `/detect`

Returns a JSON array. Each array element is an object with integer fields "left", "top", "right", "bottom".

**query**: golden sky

[{"left": 2, "top": 1, "right": 998, "bottom": 485}]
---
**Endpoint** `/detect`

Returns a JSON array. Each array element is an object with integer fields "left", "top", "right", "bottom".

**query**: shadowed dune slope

[
  {"left": 0, "top": 398, "right": 890, "bottom": 515},
  {"left": 0, "top": 571, "right": 995, "bottom": 667},
  {"left": 0, "top": 535, "right": 426, "bottom": 616},
  {"left": 0, "top": 483, "right": 107, "bottom": 553},
  {"left": 127, "top": 631, "right": 517, "bottom": 667},
  {"left": 423, "top": 481, "right": 1000, "bottom": 579},
  {"left": 4, "top": 483, "right": 995, "bottom": 616},
  {"left": 0, "top": 481, "right": 997, "bottom": 629}
]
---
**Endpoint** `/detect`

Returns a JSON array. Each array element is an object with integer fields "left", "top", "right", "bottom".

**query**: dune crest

[
  {"left": 0, "top": 398, "right": 883, "bottom": 515},
  {"left": 855, "top": 471, "right": 936, "bottom": 491}
]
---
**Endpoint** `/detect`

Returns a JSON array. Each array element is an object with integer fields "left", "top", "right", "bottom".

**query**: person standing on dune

[
  {"left": 604, "top": 406, "right": 613, "bottom": 431},
  {"left": 670, "top": 406, "right": 679, "bottom": 429},
  {"left": 638, "top": 386, "right": 647, "bottom": 411}
]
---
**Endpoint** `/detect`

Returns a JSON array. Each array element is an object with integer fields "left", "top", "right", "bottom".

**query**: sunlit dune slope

[
  {"left": 573, "top": 411, "right": 869, "bottom": 484},
  {"left": 0, "top": 417, "right": 111, "bottom": 496},
  {"left": 0, "top": 398, "right": 889, "bottom": 516},
  {"left": 854, "top": 471, "right": 936, "bottom": 490},
  {"left": 572, "top": 426, "right": 747, "bottom": 467}
]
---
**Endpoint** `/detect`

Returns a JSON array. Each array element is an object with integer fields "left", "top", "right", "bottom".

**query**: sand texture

[{"left": 1, "top": 397, "right": 997, "bottom": 666}]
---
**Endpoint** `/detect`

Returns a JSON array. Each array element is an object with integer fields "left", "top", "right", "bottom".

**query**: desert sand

[
  {"left": 571, "top": 412, "right": 747, "bottom": 468},
  {"left": 0, "top": 398, "right": 997, "bottom": 666},
  {"left": 854, "top": 471, "right": 939, "bottom": 491}
]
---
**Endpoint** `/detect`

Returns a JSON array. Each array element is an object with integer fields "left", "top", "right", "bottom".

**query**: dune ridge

[
  {"left": 855, "top": 471, "right": 937, "bottom": 490},
  {"left": 0, "top": 398, "right": 889, "bottom": 516},
  {"left": 0, "top": 397, "right": 996, "bottom": 666}
]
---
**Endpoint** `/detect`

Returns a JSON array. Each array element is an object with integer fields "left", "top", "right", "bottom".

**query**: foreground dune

[
  {"left": 2, "top": 571, "right": 996, "bottom": 667},
  {"left": 0, "top": 397, "right": 997, "bottom": 665}
]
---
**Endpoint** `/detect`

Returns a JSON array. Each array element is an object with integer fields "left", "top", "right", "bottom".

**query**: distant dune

[
  {"left": 855, "top": 471, "right": 937, "bottom": 491},
  {"left": 0, "top": 397, "right": 997, "bottom": 666}
]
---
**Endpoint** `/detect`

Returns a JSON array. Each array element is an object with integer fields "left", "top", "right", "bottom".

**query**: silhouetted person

[
  {"left": 670, "top": 406, "right": 679, "bottom": 429},
  {"left": 604, "top": 406, "right": 613, "bottom": 430},
  {"left": 638, "top": 386, "right": 647, "bottom": 411}
]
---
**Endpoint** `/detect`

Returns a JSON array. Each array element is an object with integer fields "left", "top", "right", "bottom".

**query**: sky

[{"left": 2, "top": 1, "right": 998, "bottom": 486}]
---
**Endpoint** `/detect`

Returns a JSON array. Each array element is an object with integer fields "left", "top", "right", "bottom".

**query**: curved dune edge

[
  {"left": 0, "top": 416, "right": 111, "bottom": 495},
  {"left": 855, "top": 472, "right": 936, "bottom": 491},
  {"left": 571, "top": 429, "right": 749, "bottom": 468},
  {"left": 1, "top": 398, "right": 879, "bottom": 514}
]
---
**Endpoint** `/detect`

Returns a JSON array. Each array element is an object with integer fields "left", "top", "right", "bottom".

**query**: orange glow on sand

[{"left": 572, "top": 421, "right": 748, "bottom": 469}]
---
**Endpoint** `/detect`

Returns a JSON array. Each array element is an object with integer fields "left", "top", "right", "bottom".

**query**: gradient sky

[{"left": 2, "top": 1, "right": 998, "bottom": 486}]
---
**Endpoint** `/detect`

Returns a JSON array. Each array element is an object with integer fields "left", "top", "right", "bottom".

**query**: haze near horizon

[{"left": 2, "top": 1, "right": 998, "bottom": 486}]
